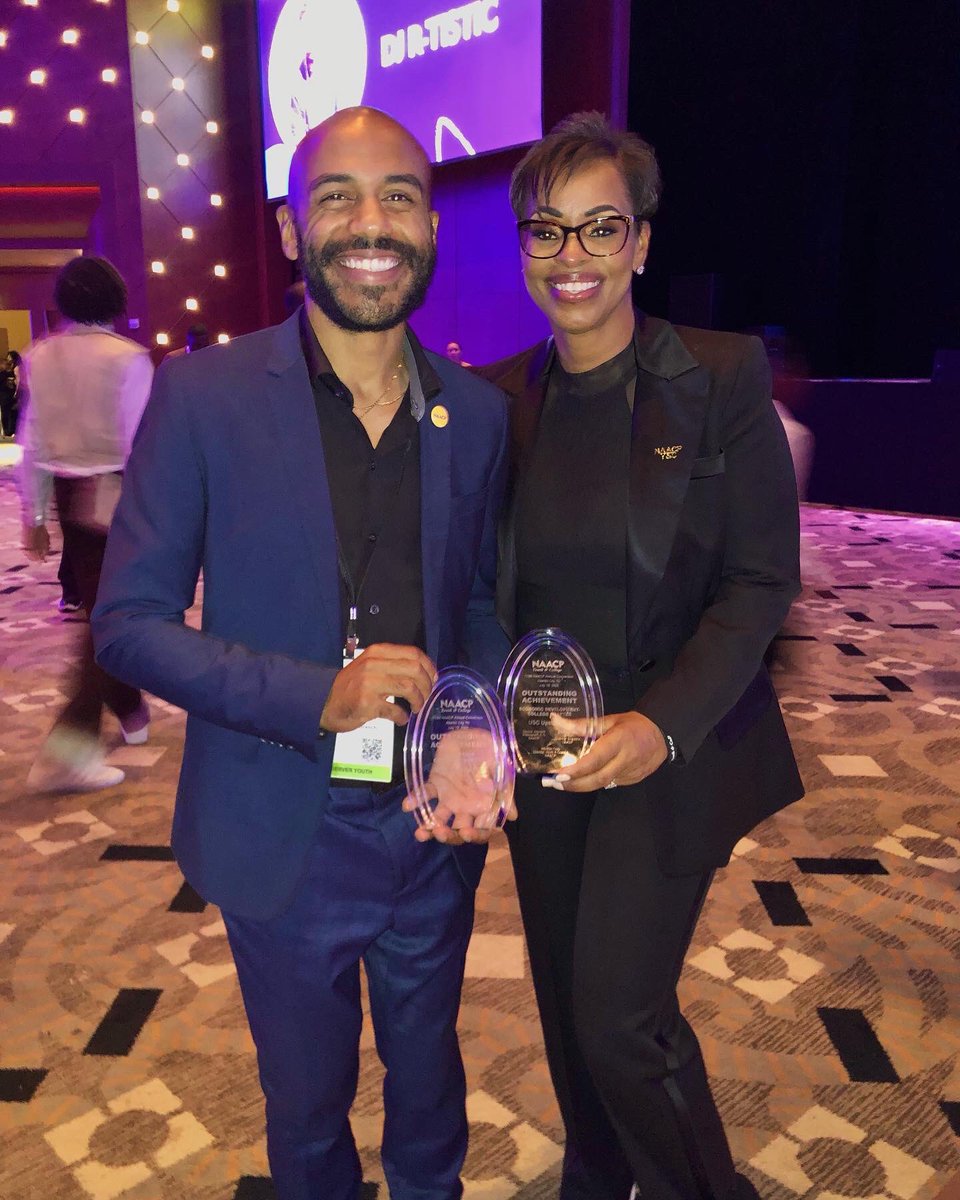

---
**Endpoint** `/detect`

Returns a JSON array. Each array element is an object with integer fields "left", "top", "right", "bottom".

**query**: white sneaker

[
  {"left": 26, "top": 727, "right": 125, "bottom": 794},
  {"left": 26, "top": 758, "right": 125, "bottom": 794}
]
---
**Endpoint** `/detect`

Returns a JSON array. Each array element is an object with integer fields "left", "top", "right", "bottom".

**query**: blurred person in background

[
  {"left": 284, "top": 278, "right": 307, "bottom": 316},
  {"left": 1, "top": 349, "right": 22, "bottom": 438},
  {"left": 164, "top": 323, "right": 211, "bottom": 360},
  {"left": 765, "top": 330, "right": 815, "bottom": 500},
  {"left": 19, "top": 256, "right": 153, "bottom": 793}
]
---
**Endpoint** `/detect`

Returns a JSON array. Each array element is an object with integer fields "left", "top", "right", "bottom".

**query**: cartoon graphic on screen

[
  {"left": 265, "top": 0, "right": 369, "bottom": 197},
  {"left": 435, "top": 116, "right": 475, "bottom": 161}
]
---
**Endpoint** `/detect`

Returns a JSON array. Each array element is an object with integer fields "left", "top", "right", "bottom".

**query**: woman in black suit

[{"left": 475, "top": 114, "right": 804, "bottom": 1200}]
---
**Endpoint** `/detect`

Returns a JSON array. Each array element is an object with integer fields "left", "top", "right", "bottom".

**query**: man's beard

[{"left": 297, "top": 228, "right": 436, "bottom": 333}]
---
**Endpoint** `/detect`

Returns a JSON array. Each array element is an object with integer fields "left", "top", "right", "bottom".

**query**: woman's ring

[{"left": 604, "top": 779, "right": 618, "bottom": 790}]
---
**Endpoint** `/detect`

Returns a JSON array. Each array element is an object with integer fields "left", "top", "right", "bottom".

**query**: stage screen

[{"left": 256, "top": 0, "right": 542, "bottom": 200}]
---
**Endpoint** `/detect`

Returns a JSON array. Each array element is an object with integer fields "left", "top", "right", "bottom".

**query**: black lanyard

[{"left": 335, "top": 429, "right": 414, "bottom": 659}]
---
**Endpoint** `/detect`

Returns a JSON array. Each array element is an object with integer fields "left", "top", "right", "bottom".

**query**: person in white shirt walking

[{"left": 19, "top": 256, "right": 154, "bottom": 793}]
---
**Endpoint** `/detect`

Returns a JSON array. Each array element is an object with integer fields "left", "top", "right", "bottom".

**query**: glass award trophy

[
  {"left": 403, "top": 667, "right": 515, "bottom": 831},
  {"left": 498, "top": 628, "right": 603, "bottom": 775}
]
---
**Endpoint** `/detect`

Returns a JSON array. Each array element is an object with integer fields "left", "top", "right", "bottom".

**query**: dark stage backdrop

[{"left": 628, "top": 0, "right": 960, "bottom": 380}]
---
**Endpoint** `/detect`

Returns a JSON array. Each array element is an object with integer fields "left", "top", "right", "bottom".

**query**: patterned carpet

[{"left": 0, "top": 466, "right": 958, "bottom": 1200}]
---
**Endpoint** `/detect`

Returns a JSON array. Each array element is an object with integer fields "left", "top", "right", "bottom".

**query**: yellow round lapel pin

[{"left": 431, "top": 404, "right": 449, "bottom": 428}]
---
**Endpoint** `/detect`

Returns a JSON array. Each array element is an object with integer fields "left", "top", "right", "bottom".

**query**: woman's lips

[{"left": 548, "top": 276, "right": 601, "bottom": 302}]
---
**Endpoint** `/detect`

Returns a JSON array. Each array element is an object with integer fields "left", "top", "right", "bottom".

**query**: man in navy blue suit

[{"left": 93, "top": 108, "right": 510, "bottom": 1200}]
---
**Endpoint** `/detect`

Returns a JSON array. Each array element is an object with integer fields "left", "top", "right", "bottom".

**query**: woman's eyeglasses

[{"left": 517, "top": 214, "right": 641, "bottom": 259}]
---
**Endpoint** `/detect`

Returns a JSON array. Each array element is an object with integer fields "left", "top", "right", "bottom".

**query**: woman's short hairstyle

[
  {"left": 510, "top": 111, "right": 661, "bottom": 222},
  {"left": 54, "top": 256, "right": 128, "bottom": 324}
]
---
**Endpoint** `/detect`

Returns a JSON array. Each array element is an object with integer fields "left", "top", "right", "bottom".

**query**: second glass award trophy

[
  {"left": 498, "top": 628, "right": 603, "bottom": 775},
  {"left": 403, "top": 667, "right": 515, "bottom": 831}
]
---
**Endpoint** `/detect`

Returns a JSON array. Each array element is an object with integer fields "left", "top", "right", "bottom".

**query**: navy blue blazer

[{"left": 93, "top": 312, "right": 510, "bottom": 919}]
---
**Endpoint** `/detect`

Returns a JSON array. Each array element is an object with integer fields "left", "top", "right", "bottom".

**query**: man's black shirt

[{"left": 299, "top": 311, "right": 438, "bottom": 661}]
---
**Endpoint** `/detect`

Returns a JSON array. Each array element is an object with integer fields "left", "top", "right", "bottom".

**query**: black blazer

[{"left": 476, "top": 313, "right": 804, "bottom": 874}]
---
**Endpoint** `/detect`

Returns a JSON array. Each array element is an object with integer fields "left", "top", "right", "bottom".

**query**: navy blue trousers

[{"left": 223, "top": 785, "right": 475, "bottom": 1200}]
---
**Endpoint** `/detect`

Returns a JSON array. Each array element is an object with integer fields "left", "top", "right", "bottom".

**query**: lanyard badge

[{"left": 330, "top": 642, "right": 396, "bottom": 783}]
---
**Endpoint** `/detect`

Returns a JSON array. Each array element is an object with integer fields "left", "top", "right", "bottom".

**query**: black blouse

[{"left": 515, "top": 340, "right": 637, "bottom": 714}]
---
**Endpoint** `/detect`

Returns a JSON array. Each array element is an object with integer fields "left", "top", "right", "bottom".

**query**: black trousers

[
  {"left": 53, "top": 476, "right": 141, "bottom": 735},
  {"left": 0, "top": 394, "right": 17, "bottom": 437},
  {"left": 507, "top": 776, "right": 737, "bottom": 1200},
  {"left": 58, "top": 543, "right": 81, "bottom": 606}
]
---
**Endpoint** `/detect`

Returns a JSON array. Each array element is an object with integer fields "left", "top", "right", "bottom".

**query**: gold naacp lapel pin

[
  {"left": 654, "top": 444, "right": 682, "bottom": 460},
  {"left": 431, "top": 405, "right": 449, "bottom": 428}
]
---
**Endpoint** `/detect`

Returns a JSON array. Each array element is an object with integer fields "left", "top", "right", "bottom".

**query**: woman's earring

[{"left": 634, "top": 264, "right": 646, "bottom": 276}]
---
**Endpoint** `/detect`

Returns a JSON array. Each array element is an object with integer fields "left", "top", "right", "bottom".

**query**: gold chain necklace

[{"left": 354, "top": 360, "right": 407, "bottom": 421}]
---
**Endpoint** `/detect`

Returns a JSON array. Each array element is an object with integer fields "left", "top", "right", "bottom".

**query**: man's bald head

[
  {"left": 276, "top": 105, "right": 439, "bottom": 334},
  {"left": 286, "top": 106, "right": 431, "bottom": 213}
]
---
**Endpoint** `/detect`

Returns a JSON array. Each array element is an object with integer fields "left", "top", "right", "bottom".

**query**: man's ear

[
  {"left": 277, "top": 205, "right": 300, "bottom": 264},
  {"left": 430, "top": 209, "right": 440, "bottom": 243}
]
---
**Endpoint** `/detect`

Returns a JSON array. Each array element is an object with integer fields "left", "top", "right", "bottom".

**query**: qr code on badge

[{"left": 361, "top": 736, "right": 383, "bottom": 763}]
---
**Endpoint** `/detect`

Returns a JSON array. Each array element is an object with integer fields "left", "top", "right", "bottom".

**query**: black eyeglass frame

[{"left": 516, "top": 214, "right": 645, "bottom": 259}]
